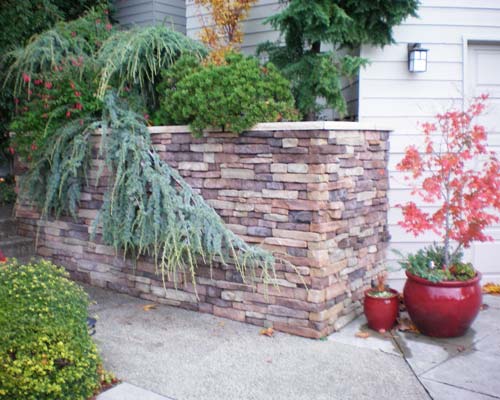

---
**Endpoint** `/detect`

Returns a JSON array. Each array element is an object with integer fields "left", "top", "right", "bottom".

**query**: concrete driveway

[
  {"left": 87, "top": 285, "right": 429, "bottom": 400},
  {"left": 88, "top": 284, "right": 500, "bottom": 400}
]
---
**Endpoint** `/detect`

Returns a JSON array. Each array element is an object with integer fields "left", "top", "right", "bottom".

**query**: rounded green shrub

[
  {"left": 157, "top": 53, "right": 298, "bottom": 136},
  {"left": 0, "top": 260, "right": 101, "bottom": 400}
]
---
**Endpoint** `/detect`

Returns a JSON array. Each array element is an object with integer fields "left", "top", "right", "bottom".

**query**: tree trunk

[
  {"left": 311, "top": 41, "right": 321, "bottom": 53},
  {"left": 305, "top": 111, "right": 316, "bottom": 121},
  {"left": 303, "top": 41, "right": 322, "bottom": 121}
]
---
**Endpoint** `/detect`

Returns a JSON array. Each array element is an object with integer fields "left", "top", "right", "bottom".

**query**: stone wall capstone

[{"left": 16, "top": 122, "right": 390, "bottom": 338}]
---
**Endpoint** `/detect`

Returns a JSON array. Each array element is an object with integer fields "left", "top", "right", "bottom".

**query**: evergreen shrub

[
  {"left": 258, "top": 0, "right": 419, "bottom": 120},
  {"left": 157, "top": 53, "right": 297, "bottom": 136},
  {"left": 0, "top": 260, "right": 101, "bottom": 400},
  {"left": 0, "top": 176, "right": 16, "bottom": 205}
]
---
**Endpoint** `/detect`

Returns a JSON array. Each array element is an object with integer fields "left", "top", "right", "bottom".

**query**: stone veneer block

[{"left": 15, "top": 122, "right": 390, "bottom": 338}]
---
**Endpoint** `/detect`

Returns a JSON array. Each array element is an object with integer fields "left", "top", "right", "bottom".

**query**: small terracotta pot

[
  {"left": 364, "top": 288, "right": 399, "bottom": 331},
  {"left": 404, "top": 271, "right": 482, "bottom": 337}
]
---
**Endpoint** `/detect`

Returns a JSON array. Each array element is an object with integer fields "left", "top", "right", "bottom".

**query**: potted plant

[
  {"left": 364, "top": 274, "right": 399, "bottom": 332},
  {"left": 395, "top": 95, "right": 500, "bottom": 337}
]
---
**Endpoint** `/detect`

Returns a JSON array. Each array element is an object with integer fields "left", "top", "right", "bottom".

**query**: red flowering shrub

[
  {"left": 11, "top": 68, "right": 102, "bottom": 160},
  {"left": 8, "top": 8, "right": 113, "bottom": 160},
  {"left": 397, "top": 95, "right": 500, "bottom": 268}
]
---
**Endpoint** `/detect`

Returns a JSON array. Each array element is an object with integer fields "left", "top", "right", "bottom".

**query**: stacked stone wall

[{"left": 16, "top": 123, "right": 389, "bottom": 338}]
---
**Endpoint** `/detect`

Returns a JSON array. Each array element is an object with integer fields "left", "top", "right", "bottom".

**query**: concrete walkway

[
  {"left": 88, "top": 285, "right": 499, "bottom": 400},
  {"left": 329, "top": 295, "right": 500, "bottom": 400}
]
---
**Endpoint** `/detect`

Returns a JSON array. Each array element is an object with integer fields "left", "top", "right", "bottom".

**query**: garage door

[{"left": 467, "top": 43, "right": 500, "bottom": 283}]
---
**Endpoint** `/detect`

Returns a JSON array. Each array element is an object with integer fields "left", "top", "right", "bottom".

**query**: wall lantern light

[{"left": 408, "top": 43, "right": 428, "bottom": 72}]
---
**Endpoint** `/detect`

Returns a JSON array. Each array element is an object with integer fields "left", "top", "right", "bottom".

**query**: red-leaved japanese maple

[{"left": 396, "top": 94, "right": 500, "bottom": 267}]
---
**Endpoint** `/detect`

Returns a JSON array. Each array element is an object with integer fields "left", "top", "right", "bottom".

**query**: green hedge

[
  {"left": 0, "top": 260, "right": 101, "bottom": 400},
  {"left": 156, "top": 53, "right": 298, "bottom": 136}
]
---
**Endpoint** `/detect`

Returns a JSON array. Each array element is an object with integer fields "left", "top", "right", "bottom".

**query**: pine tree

[{"left": 259, "top": 0, "right": 419, "bottom": 120}]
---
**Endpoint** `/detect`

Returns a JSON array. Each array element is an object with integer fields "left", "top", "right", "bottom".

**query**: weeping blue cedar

[
  {"left": 94, "top": 93, "right": 278, "bottom": 292},
  {"left": 20, "top": 118, "right": 96, "bottom": 219},
  {"left": 96, "top": 24, "right": 207, "bottom": 110}
]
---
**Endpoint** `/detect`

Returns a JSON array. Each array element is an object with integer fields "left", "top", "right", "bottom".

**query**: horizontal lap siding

[
  {"left": 114, "top": 0, "right": 155, "bottom": 26},
  {"left": 359, "top": 0, "right": 500, "bottom": 288},
  {"left": 114, "top": 0, "right": 186, "bottom": 32},
  {"left": 155, "top": 0, "right": 186, "bottom": 33}
]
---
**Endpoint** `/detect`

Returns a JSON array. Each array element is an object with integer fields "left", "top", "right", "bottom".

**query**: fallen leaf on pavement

[
  {"left": 142, "top": 304, "right": 157, "bottom": 311},
  {"left": 482, "top": 282, "right": 500, "bottom": 295},
  {"left": 397, "top": 318, "right": 419, "bottom": 334},
  {"left": 355, "top": 331, "right": 370, "bottom": 339},
  {"left": 218, "top": 321, "right": 225, "bottom": 327},
  {"left": 480, "top": 303, "right": 490, "bottom": 311},
  {"left": 457, "top": 345, "right": 466, "bottom": 352},
  {"left": 260, "top": 327, "right": 274, "bottom": 337}
]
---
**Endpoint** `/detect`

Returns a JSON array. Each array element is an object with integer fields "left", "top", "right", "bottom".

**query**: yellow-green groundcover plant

[{"left": 0, "top": 260, "right": 102, "bottom": 400}]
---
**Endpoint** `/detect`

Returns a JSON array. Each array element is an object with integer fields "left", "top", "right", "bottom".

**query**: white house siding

[
  {"left": 114, "top": 0, "right": 186, "bottom": 33},
  {"left": 358, "top": 0, "right": 500, "bottom": 287}
]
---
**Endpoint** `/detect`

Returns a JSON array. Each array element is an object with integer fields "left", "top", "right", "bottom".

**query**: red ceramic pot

[
  {"left": 403, "top": 271, "right": 482, "bottom": 338},
  {"left": 364, "top": 288, "right": 399, "bottom": 331}
]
